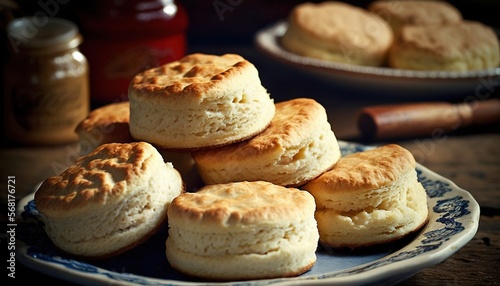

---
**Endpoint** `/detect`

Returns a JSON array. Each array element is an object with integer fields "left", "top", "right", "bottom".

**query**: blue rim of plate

[
  {"left": 16, "top": 141, "right": 480, "bottom": 286},
  {"left": 255, "top": 21, "right": 500, "bottom": 81}
]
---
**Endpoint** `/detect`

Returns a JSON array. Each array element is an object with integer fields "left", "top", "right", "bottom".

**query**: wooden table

[{"left": 1, "top": 47, "right": 499, "bottom": 285}]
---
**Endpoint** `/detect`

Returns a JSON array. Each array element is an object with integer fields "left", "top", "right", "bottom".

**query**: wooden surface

[{"left": 1, "top": 45, "right": 499, "bottom": 285}]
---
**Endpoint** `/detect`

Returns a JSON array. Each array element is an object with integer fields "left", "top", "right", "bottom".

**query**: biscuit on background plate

[
  {"left": 389, "top": 21, "right": 500, "bottom": 71},
  {"left": 368, "top": 0, "right": 462, "bottom": 33},
  {"left": 281, "top": 1, "right": 393, "bottom": 66}
]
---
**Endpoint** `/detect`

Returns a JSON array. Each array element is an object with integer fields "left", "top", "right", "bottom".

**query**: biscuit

[
  {"left": 389, "top": 21, "right": 500, "bottom": 71},
  {"left": 368, "top": 0, "right": 462, "bottom": 32},
  {"left": 34, "top": 142, "right": 184, "bottom": 259},
  {"left": 75, "top": 101, "right": 199, "bottom": 187},
  {"left": 75, "top": 101, "right": 132, "bottom": 155},
  {"left": 165, "top": 181, "right": 319, "bottom": 280},
  {"left": 128, "top": 53, "right": 275, "bottom": 151},
  {"left": 192, "top": 98, "right": 341, "bottom": 187},
  {"left": 281, "top": 1, "right": 393, "bottom": 66},
  {"left": 303, "top": 144, "right": 428, "bottom": 249}
]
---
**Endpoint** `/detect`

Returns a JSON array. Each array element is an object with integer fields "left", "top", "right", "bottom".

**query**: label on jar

[
  {"left": 5, "top": 78, "right": 89, "bottom": 145},
  {"left": 12, "top": 83, "right": 86, "bottom": 131}
]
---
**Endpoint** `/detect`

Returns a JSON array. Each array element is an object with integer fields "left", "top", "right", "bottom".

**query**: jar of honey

[{"left": 4, "top": 17, "right": 90, "bottom": 146}]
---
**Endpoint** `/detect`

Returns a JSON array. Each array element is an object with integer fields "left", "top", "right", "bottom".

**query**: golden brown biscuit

[
  {"left": 165, "top": 181, "right": 319, "bottom": 280},
  {"left": 281, "top": 1, "right": 394, "bottom": 66},
  {"left": 389, "top": 21, "right": 500, "bottom": 71},
  {"left": 368, "top": 0, "right": 462, "bottom": 32},
  {"left": 35, "top": 142, "right": 184, "bottom": 259},
  {"left": 128, "top": 53, "right": 275, "bottom": 151},
  {"left": 75, "top": 101, "right": 132, "bottom": 155},
  {"left": 303, "top": 144, "right": 429, "bottom": 249},
  {"left": 192, "top": 98, "right": 341, "bottom": 187},
  {"left": 75, "top": 101, "right": 198, "bottom": 187}
]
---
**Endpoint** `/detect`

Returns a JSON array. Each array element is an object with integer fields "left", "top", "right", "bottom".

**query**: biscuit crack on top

[
  {"left": 34, "top": 142, "right": 183, "bottom": 258},
  {"left": 165, "top": 181, "right": 319, "bottom": 279},
  {"left": 128, "top": 53, "right": 275, "bottom": 150}
]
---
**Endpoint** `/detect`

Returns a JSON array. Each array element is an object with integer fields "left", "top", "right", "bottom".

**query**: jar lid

[{"left": 7, "top": 17, "right": 82, "bottom": 54}]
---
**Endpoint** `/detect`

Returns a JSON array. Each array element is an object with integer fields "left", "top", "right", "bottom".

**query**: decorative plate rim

[
  {"left": 16, "top": 141, "right": 480, "bottom": 286},
  {"left": 254, "top": 21, "right": 500, "bottom": 81}
]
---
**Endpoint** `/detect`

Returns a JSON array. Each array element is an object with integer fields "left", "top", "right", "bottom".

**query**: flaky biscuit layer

[
  {"left": 192, "top": 98, "right": 341, "bottom": 187},
  {"left": 129, "top": 53, "right": 275, "bottom": 150},
  {"left": 35, "top": 142, "right": 184, "bottom": 258},
  {"left": 303, "top": 144, "right": 429, "bottom": 248},
  {"left": 166, "top": 181, "right": 318, "bottom": 280}
]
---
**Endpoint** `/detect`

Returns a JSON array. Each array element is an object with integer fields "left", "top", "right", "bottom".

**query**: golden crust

[
  {"left": 368, "top": 0, "right": 462, "bottom": 32},
  {"left": 150, "top": 124, "right": 270, "bottom": 153},
  {"left": 167, "top": 181, "right": 316, "bottom": 230},
  {"left": 128, "top": 53, "right": 275, "bottom": 150},
  {"left": 306, "top": 144, "right": 416, "bottom": 194},
  {"left": 35, "top": 142, "right": 160, "bottom": 217},
  {"left": 193, "top": 98, "right": 327, "bottom": 162},
  {"left": 191, "top": 98, "right": 341, "bottom": 187},
  {"left": 75, "top": 101, "right": 133, "bottom": 154},
  {"left": 75, "top": 101, "right": 130, "bottom": 134},
  {"left": 129, "top": 53, "right": 251, "bottom": 99},
  {"left": 253, "top": 98, "right": 326, "bottom": 151},
  {"left": 303, "top": 144, "right": 428, "bottom": 249},
  {"left": 166, "top": 180, "right": 318, "bottom": 280},
  {"left": 389, "top": 21, "right": 500, "bottom": 71}
]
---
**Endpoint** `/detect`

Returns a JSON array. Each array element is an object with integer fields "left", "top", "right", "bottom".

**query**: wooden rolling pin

[{"left": 357, "top": 98, "right": 500, "bottom": 140}]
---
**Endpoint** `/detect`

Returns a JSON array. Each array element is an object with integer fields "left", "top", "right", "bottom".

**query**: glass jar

[
  {"left": 4, "top": 17, "right": 90, "bottom": 146},
  {"left": 79, "top": 0, "right": 189, "bottom": 104}
]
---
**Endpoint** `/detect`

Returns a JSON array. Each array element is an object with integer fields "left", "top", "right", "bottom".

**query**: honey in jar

[{"left": 4, "top": 17, "right": 90, "bottom": 146}]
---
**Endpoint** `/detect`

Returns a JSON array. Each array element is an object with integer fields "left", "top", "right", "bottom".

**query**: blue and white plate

[{"left": 16, "top": 141, "right": 480, "bottom": 286}]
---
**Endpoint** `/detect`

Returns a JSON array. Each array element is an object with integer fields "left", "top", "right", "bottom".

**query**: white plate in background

[{"left": 255, "top": 22, "right": 500, "bottom": 100}]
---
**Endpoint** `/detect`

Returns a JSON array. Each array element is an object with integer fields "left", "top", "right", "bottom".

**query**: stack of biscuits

[
  {"left": 34, "top": 52, "right": 429, "bottom": 281},
  {"left": 281, "top": 1, "right": 500, "bottom": 72}
]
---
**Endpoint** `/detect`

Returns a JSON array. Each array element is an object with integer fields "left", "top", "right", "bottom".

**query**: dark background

[
  {"left": 1, "top": 0, "right": 499, "bottom": 145},
  {"left": 1, "top": 0, "right": 499, "bottom": 95},
  {"left": 2, "top": 0, "right": 500, "bottom": 48}
]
